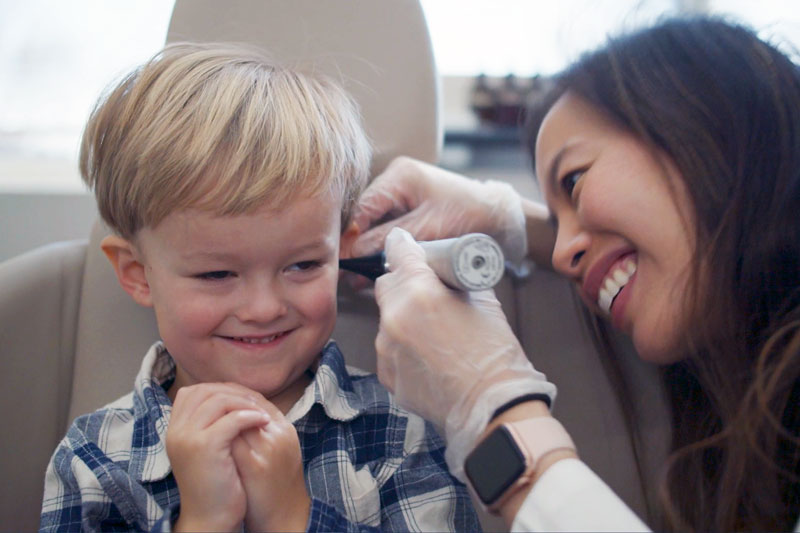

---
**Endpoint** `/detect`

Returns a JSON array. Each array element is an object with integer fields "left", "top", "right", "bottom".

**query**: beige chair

[{"left": 0, "top": 0, "right": 669, "bottom": 530}]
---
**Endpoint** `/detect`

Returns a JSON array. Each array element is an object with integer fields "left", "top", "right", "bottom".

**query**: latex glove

[
  {"left": 167, "top": 382, "right": 271, "bottom": 532},
  {"left": 374, "top": 228, "right": 556, "bottom": 482},
  {"left": 351, "top": 157, "right": 528, "bottom": 265},
  {"left": 231, "top": 398, "right": 310, "bottom": 532}
]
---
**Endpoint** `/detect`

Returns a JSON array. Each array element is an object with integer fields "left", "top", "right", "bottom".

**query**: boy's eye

[
  {"left": 561, "top": 169, "right": 585, "bottom": 198},
  {"left": 287, "top": 261, "right": 321, "bottom": 272},
  {"left": 197, "top": 270, "right": 233, "bottom": 280}
]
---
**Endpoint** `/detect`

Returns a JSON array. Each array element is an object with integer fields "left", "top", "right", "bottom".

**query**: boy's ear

[
  {"left": 339, "top": 221, "right": 360, "bottom": 259},
  {"left": 100, "top": 235, "right": 153, "bottom": 308}
]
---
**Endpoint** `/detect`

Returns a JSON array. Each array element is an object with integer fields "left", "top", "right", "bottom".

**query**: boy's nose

[{"left": 237, "top": 281, "right": 288, "bottom": 323}]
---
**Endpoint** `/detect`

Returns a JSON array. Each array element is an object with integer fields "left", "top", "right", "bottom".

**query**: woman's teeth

[{"left": 597, "top": 260, "right": 637, "bottom": 314}]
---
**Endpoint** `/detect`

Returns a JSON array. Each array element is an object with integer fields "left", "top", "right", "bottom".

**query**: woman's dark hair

[{"left": 525, "top": 16, "right": 800, "bottom": 531}]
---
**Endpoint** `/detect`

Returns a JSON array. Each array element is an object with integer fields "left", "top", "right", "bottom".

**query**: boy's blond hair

[{"left": 80, "top": 42, "right": 372, "bottom": 240}]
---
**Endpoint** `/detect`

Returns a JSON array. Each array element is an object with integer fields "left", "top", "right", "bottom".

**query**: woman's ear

[
  {"left": 100, "top": 235, "right": 153, "bottom": 307},
  {"left": 339, "top": 221, "right": 361, "bottom": 259}
]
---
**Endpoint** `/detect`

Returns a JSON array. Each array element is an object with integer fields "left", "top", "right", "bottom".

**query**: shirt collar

[
  {"left": 286, "top": 340, "right": 368, "bottom": 423},
  {"left": 130, "top": 341, "right": 175, "bottom": 483}
]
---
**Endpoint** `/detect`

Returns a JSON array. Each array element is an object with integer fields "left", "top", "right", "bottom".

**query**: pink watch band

[
  {"left": 506, "top": 416, "right": 576, "bottom": 467},
  {"left": 488, "top": 417, "right": 577, "bottom": 512}
]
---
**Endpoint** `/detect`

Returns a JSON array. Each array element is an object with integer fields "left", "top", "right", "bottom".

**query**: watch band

[{"left": 488, "top": 417, "right": 576, "bottom": 512}]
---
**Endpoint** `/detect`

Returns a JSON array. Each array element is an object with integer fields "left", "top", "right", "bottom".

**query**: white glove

[
  {"left": 351, "top": 157, "right": 528, "bottom": 265},
  {"left": 374, "top": 228, "right": 556, "bottom": 482}
]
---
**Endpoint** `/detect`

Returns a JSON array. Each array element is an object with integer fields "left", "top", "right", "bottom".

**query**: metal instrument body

[{"left": 339, "top": 233, "right": 505, "bottom": 291}]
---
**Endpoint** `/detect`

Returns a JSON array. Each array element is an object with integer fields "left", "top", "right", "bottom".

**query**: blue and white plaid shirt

[{"left": 40, "top": 341, "right": 480, "bottom": 532}]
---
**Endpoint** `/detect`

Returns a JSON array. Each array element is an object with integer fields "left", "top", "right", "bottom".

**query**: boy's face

[{"left": 132, "top": 193, "right": 342, "bottom": 405}]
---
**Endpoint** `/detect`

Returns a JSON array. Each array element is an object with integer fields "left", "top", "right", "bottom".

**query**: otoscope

[{"left": 339, "top": 233, "right": 505, "bottom": 291}]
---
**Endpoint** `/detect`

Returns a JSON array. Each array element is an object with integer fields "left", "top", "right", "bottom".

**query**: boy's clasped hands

[{"left": 167, "top": 382, "right": 310, "bottom": 532}]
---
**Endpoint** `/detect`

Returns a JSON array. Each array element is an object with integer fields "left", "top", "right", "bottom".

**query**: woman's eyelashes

[{"left": 560, "top": 168, "right": 585, "bottom": 199}]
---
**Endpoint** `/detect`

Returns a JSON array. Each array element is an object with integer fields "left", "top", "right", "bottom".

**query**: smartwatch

[{"left": 464, "top": 416, "right": 576, "bottom": 513}]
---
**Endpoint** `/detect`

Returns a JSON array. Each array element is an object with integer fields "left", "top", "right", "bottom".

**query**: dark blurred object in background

[{"left": 469, "top": 73, "right": 552, "bottom": 129}]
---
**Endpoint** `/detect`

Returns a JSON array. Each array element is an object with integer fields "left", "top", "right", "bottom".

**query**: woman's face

[{"left": 535, "top": 92, "right": 695, "bottom": 364}]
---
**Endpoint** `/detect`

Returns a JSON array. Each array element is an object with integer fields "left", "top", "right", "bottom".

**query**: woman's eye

[
  {"left": 197, "top": 270, "right": 233, "bottom": 280},
  {"left": 561, "top": 169, "right": 585, "bottom": 198},
  {"left": 287, "top": 261, "right": 321, "bottom": 272}
]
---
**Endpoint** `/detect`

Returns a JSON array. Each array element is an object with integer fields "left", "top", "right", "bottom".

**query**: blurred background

[{"left": 1, "top": 0, "right": 798, "bottom": 261}]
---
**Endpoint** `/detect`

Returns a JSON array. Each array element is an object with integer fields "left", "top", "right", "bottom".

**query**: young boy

[{"left": 39, "top": 43, "right": 480, "bottom": 532}]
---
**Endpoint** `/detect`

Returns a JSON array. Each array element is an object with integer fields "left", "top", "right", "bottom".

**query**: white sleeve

[{"left": 511, "top": 458, "right": 651, "bottom": 532}]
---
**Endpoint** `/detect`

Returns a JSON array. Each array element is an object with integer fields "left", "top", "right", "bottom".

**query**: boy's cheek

[
  {"left": 160, "top": 296, "right": 225, "bottom": 332},
  {"left": 298, "top": 278, "right": 338, "bottom": 321}
]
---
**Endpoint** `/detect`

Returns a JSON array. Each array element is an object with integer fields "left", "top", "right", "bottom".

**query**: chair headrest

[{"left": 167, "top": 0, "right": 441, "bottom": 177}]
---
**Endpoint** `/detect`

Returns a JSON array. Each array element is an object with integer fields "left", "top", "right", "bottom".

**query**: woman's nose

[{"left": 551, "top": 223, "right": 590, "bottom": 277}]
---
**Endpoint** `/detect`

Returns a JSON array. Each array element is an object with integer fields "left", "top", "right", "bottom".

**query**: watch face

[{"left": 464, "top": 425, "right": 526, "bottom": 505}]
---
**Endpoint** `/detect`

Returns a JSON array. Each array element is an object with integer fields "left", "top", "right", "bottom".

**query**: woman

[{"left": 351, "top": 17, "right": 800, "bottom": 531}]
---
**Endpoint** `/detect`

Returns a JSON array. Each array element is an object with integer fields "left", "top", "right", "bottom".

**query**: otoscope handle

[
  {"left": 339, "top": 233, "right": 505, "bottom": 291},
  {"left": 338, "top": 252, "right": 386, "bottom": 281}
]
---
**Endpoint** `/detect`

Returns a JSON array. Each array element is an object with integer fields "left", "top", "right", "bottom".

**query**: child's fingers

[
  {"left": 232, "top": 430, "right": 264, "bottom": 475},
  {"left": 237, "top": 416, "right": 299, "bottom": 462},
  {"left": 171, "top": 382, "right": 265, "bottom": 423},
  {"left": 192, "top": 381, "right": 280, "bottom": 415},
  {"left": 233, "top": 398, "right": 293, "bottom": 452},
  {"left": 231, "top": 433, "right": 256, "bottom": 472},
  {"left": 178, "top": 382, "right": 264, "bottom": 406},
  {"left": 238, "top": 425, "right": 273, "bottom": 453},
  {"left": 186, "top": 392, "right": 268, "bottom": 430},
  {"left": 230, "top": 423, "right": 307, "bottom": 533},
  {"left": 208, "top": 409, "right": 271, "bottom": 448}
]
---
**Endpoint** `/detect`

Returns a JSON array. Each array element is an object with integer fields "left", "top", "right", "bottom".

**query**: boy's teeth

[
  {"left": 233, "top": 334, "right": 279, "bottom": 344},
  {"left": 597, "top": 259, "right": 637, "bottom": 314}
]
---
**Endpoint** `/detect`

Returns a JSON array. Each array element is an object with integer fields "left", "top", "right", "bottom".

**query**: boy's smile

[{"left": 130, "top": 193, "right": 343, "bottom": 411}]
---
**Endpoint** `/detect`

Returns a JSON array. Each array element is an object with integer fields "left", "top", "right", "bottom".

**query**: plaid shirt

[{"left": 40, "top": 341, "right": 480, "bottom": 532}]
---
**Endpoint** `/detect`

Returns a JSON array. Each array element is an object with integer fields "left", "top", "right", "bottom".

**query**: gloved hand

[
  {"left": 374, "top": 227, "right": 556, "bottom": 482},
  {"left": 351, "top": 157, "right": 528, "bottom": 265}
]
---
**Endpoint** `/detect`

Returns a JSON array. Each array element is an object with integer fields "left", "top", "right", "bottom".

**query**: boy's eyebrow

[{"left": 179, "top": 250, "right": 240, "bottom": 261}]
